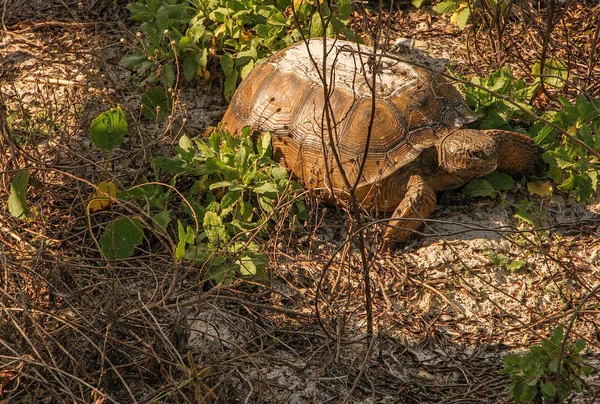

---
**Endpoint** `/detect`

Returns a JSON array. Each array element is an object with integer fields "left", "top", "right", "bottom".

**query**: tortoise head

[{"left": 435, "top": 129, "right": 498, "bottom": 190}]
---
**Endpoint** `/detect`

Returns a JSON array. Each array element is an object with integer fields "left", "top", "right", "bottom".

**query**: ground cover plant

[{"left": 1, "top": 0, "right": 600, "bottom": 402}]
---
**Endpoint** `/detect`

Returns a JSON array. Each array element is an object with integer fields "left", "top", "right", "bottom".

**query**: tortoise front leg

[{"left": 382, "top": 174, "right": 437, "bottom": 250}]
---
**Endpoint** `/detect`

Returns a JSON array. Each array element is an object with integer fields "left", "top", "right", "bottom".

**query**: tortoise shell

[{"left": 221, "top": 38, "right": 478, "bottom": 208}]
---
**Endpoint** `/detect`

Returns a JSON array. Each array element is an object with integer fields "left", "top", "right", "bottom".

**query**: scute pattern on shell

[{"left": 222, "top": 38, "right": 478, "bottom": 203}]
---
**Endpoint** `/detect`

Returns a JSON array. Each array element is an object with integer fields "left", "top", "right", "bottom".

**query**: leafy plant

[
  {"left": 532, "top": 95, "right": 600, "bottom": 202},
  {"left": 502, "top": 326, "right": 593, "bottom": 403},
  {"left": 464, "top": 67, "right": 537, "bottom": 131},
  {"left": 123, "top": 0, "right": 358, "bottom": 100},
  {"left": 463, "top": 67, "right": 600, "bottom": 203},
  {"left": 127, "top": 127, "right": 307, "bottom": 283}
]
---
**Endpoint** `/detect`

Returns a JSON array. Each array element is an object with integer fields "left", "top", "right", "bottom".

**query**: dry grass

[{"left": 1, "top": 0, "right": 600, "bottom": 402}]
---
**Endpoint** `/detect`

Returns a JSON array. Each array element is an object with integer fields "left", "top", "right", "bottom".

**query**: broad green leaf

[
  {"left": 573, "top": 338, "right": 586, "bottom": 353},
  {"left": 203, "top": 211, "right": 230, "bottom": 246},
  {"left": 207, "top": 263, "right": 233, "bottom": 285},
  {"left": 503, "top": 354, "right": 523, "bottom": 367},
  {"left": 271, "top": 166, "right": 289, "bottom": 181},
  {"left": 257, "top": 131, "right": 272, "bottom": 158},
  {"left": 452, "top": 5, "right": 470, "bottom": 29},
  {"left": 519, "top": 384, "right": 539, "bottom": 402},
  {"left": 90, "top": 107, "right": 128, "bottom": 151},
  {"left": 183, "top": 56, "right": 198, "bottom": 81},
  {"left": 223, "top": 69, "right": 239, "bottom": 101},
  {"left": 8, "top": 169, "right": 29, "bottom": 219},
  {"left": 576, "top": 95, "right": 599, "bottom": 123},
  {"left": 550, "top": 326, "right": 564, "bottom": 345},
  {"left": 121, "top": 54, "right": 149, "bottom": 70},
  {"left": 533, "top": 125, "right": 557, "bottom": 146},
  {"left": 432, "top": 0, "right": 460, "bottom": 14},
  {"left": 220, "top": 52, "right": 234, "bottom": 76},
  {"left": 237, "top": 256, "right": 257, "bottom": 276},
  {"left": 239, "top": 59, "right": 254, "bottom": 79},
  {"left": 310, "top": 12, "right": 323, "bottom": 37},
  {"left": 411, "top": 0, "right": 425, "bottom": 8},
  {"left": 152, "top": 156, "right": 186, "bottom": 174},
  {"left": 100, "top": 217, "right": 144, "bottom": 260},
  {"left": 253, "top": 182, "right": 278, "bottom": 196},
  {"left": 485, "top": 171, "right": 515, "bottom": 191},
  {"left": 463, "top": 178, "right": 499, "bottom": 199},
  {"left": 533, "top": 58, "right": 568, "bottom": 88},
  {"left": 209, "top": 180, "right": 232, "bottom": 190},
  {"left": 163, "top": 63, "right": 176, "bottom": 85},
  {"left": 506, "top": 260, "right": 526, "bottom": 271},
  {"left": 152, "top": 210, "right": 172, "bottom": 233},
  {"left": 141, "top": 88, "right": 172, "bottom": 120}
]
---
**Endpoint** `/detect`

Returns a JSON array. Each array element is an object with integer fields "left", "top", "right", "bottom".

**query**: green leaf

[
  {"left": 237, "top": 255, "right": 257, "bottom": 276},
  {"left": 533, "top": 125, "right": 557, "bottom": 146},
  {"left": 411, "top": 0, "right": 425, "bottom": 8},
  {"left": 164, "top": 63, "right": 176, "bottom": 85},
  {"left": 183, "top": 57, "right": 198, "bottom": 82},
  {"left": 533, "top": 58, "right": 568, "bottom": 88},
  {"left": 506, "top": 260, "right": 526, "bottom": 272},
  {"left": 223, "top": 69, "right": 239, "bottom": 101},
  {"left": 220, "top": 52, "right": 234, "bottom": 76},
  {"left": 513, "top": 200, "right": 540, "bottom": 227},
  {"left": 504, "top": 354, "right": 523, "bottom": 368},
  {"left": 253, "top": 182, "right": 278, "bottom": 196},
  {"left": 141, "top": 87, "right": 172, "bottom": 120},
  {"left": 454, "top": 6, "right": 470, "bottom": 30},
  {"left": 310, "top": 12, "right": 323, "bottom": 37},
  {"left": 152, "top": 156, "right": 186, "bottom": 174},
  {"left": 90, "top": 107, "right": 128, "bottom": 151},
  {"left": 519, "top": 384, "right": 539, "bottom": 402},
  {"left": 203, "top": 211, "right": 230, "bottom": 246},
  {"left": 551, "top": 326, "right": 564, "bottom": 345},
  {"left": 463, "top": 178, "right": 499, "bottom": 199},
  {"left": 576, "top": 95, "right": 599, "bottom": 123},
  {"left": 257, "top": 131, "right": 272, "bottom": 158},
  {"left": 176, "top": 220, "right": 195, "bottom": 260},
  {"left": 432, "top": 0, "right": 459, "bottom": 14},
  {"left": 573, "top": 338, "right": 586, "bottom": 353},
  {"left": 485, "top": 171, "right": 515, "bottom": 191},
  {"left": 121, "top": 54, "right": 149, "bottom": 70},
  {"left": 8, "top": 169, "right": 29, "bottom": 219},
  {"left": 271, "top": 166, "right": 289, "bottom": 181},
  {"left": 541, "top": 381, "right": 556, "bottom": 399},
  {"left": 100, "top": 217, "right": 144, "bottom": 260},
  {"left": 152, "top": 210, "right": 172, "bottom": 233},
  {"left": 239, "top": 59, "right": 254, "bottom": 79},
  {"left": 207, "top": 263, "right": 233, "bottom": 285}
]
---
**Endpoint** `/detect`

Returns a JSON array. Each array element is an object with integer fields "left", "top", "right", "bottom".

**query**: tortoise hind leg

[
  {"left": 382, "top": 174, "right": 437, "bottom": 251},
  {"left": 483, "top": 129, "right": 547, "bottom": 177}
]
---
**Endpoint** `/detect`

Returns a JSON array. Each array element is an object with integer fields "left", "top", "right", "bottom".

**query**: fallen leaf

[{"left": 88, "top": 181, "right": 118, "bottom": 213}]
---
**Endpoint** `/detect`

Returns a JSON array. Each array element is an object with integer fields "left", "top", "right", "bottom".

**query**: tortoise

[{"left": 221, "top": 38, "right": 544, "bottom": 247}]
